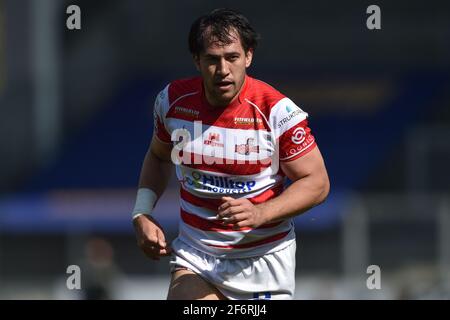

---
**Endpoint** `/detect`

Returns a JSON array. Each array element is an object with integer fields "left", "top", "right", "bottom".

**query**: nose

[{"left": 217, "top": 58, "right": 230, "bottom": 76}]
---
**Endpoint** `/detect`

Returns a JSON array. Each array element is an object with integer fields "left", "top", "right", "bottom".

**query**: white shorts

[{"left": 169, "top": 238, "right": 296, "bottom": 300}]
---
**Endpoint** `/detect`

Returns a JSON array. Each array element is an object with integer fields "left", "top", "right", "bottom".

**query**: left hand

[{"left": 217, "top": 196, "right": 267, "bottom": 229}]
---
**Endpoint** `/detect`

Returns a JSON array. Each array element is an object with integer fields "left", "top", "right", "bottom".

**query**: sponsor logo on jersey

[
  {"left": 277, "top": 107, "right": 302, "bottom": 128},
  {"left": 234, "top": 117, "right": 263, "bottom": 125},
  {"left": 174, "top": 106, "right": 200, "bottom": 119},
  {"left": 235, "top": 138, "right": 260, "bottom": 155},
  {"left": 182, "top": 170, "right": 256, "bottom": 194},
  {"left": 287, "top": 134, "right": 315, "bottom": 156},
  {"left": 291, "top": 127, "right": 306, "bottom": 144},
  {"left": 204, "top": 132, "right": 224, "bottom": 147}
]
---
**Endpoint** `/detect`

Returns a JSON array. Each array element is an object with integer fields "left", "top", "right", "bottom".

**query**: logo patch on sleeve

[{"left": 291, "top": 127, "right": 306, "bottom": 144}]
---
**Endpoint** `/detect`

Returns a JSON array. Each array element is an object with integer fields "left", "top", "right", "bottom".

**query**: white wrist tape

[{"left": 132, "top": 188, "right": 158, "bottom": 220}]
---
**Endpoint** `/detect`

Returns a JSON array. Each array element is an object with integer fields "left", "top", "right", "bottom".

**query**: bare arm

[
  {"left": 133, "top": 136, "right": 174, "bottom": 260},
  {"left": 218, "top": 146, "right": 330, "bottom": 228},
  {"left": 256, "top": 146, "right": 330, "bottom": 223},
  {"left": 138, "top": 136, "right": 174, "bottom": 199}
]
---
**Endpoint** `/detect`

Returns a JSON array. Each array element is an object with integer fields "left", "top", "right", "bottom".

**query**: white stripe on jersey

[
  {"left": 168, "top": 118, "right": 275, "bottom": 163},
  {"left": 180, "top": 197, "right": 217, "bottom": 219}
]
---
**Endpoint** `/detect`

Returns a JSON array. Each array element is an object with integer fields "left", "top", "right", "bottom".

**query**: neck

[{"left": 205, "top": 92, "right": 237, "bottom": 108}]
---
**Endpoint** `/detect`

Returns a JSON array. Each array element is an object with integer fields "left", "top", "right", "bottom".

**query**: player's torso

[
  {"left": 161, "top": 76, "right": 294, "bottom": 258},
  {"left": 165, "top": 76, "right": 285, "bottom": 200}
]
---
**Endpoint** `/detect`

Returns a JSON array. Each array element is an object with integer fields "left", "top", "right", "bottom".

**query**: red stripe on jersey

[
  {"left": 282, "top": 141, "right": 317, "bottom": 162},
  {"left": 247, "top": 183, "right": 284, "bottom": 204},
  {"left": 180, "top": 152, "right": 272, "bottom": 175},
  {"left": 180, "top": 209, "right": 282, "bottom": 232},
  {"left": 206, "top": 230, "right": 290, "bottom": 249},
  {"left": 180, "top": 184, "right": 284, "bottom": 211}
]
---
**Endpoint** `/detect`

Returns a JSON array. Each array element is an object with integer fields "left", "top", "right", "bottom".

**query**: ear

[
  {"left": 245, "top": 49, "right": 253, "bottom": 68},
  {"left": 193, "top": 55, "right": 200, "bottom": 72}
]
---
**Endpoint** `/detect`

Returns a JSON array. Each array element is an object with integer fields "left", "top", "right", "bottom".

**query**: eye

[{"left": 204, "top": 56, "right": 218, "bottom": 63}]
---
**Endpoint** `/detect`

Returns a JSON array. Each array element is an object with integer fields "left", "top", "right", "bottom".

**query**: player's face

[{"left": 195, "top": 31, "right": 253, "bottom": 107}]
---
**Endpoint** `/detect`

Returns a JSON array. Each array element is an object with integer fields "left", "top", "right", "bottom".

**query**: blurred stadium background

[{"left": 0, "top": 0, "right": 450, "bottom": 299}]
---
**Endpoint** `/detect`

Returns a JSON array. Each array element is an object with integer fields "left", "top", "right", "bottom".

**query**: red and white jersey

[{"left": 153, "top": 75, "right": 316, "bottom": 258}]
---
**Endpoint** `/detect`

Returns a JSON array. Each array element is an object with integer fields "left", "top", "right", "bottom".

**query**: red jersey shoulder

[
  {"left": 168, "top": 77, "right": 202, "bottom": 105},
  {"left": 245, "top": 77, "right": 286, "bottom": 116}
]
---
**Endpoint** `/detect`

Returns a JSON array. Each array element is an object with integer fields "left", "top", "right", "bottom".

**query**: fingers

[
  {"left": 218, "top": 197, "right": 248, "bottom": 217},
  {"left": 135, "top": 220, "right": 172, "bottom": 260},
  {"left": 222, "top": 212, "right": 248, "bottom": 225},
  {"left": 217, "top": 205, "right": 245, "bottom": 219},
  {"left": 218, "top": 196, "right": 253, "bottom": 211},
  {"left": 141, "top": 242, "right": 172, "bottom": 260},
  {"left": 217, "top": 198, "right": 263, "bottom": 229},
  {"left": 142, "top": 246, "right": 161, "bottom": 260},
  {"left": 218, "top": 196, "right": 240, "bottom": 211},
  {"left": 156, "top": 228, "right": 173, "bottom": 255},
  {"left": 159, "top": 246, "right": 172, "bottom": 256},
  {"left": 156, "top": 228, "right": 167, "bottom": 248}
]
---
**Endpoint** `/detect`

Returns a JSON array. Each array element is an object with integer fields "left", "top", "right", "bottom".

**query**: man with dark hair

[{"left": 132, "top": 8, "right": 330, "bottom": 300}]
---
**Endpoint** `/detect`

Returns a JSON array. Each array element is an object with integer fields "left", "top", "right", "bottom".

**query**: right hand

[{"left": 133, "top": 215, "right": 172, "bottom": 260}]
